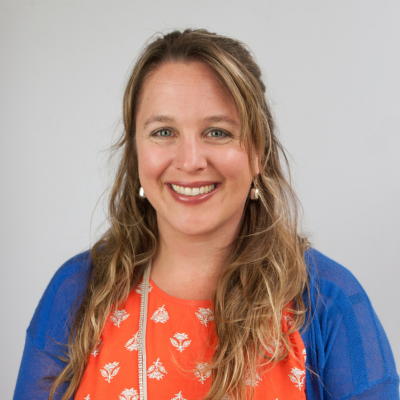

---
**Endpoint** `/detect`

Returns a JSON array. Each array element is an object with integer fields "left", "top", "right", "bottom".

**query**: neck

[{"left": 150, "top": 219, "right": 240, "bottom": 301}]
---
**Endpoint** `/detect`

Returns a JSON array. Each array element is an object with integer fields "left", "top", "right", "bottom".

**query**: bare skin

[
  {"left": 150, "top": 214, "right": 239, "bottom": 300},
  {"left": 135, "top": 61, "right": 258, "bottom": 300}
]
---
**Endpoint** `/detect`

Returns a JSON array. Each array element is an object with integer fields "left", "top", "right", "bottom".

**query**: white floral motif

[
  {"left": 100, "top": 361, "right": 120, "bottom": 383},
  {"left": 284, "top": 314, "right": 294, "bottom": 328},
  {"left": 195, "top": 308, "right": 214, "bottom": 327},
  {"left": 110, "top": 309, "right": 130, "bottom": 327},
  {"left": 265, "top": 340, "right": 275, "bottom": 355},
  {"left": 135, "top": 280, "right": 153, "bottom": 294},
  {"left": 265, "top": 339, "right": 284, "bottom": 356},
  {"left": 151, "top": 305, "right": 169, "bottom": 323},
  {"left": 171, "top": 391, "right": 186, "bottom": 400},
  {"left": 303, "top": 348, "right": 307, "bottom": 363},
  {"left": 147, "top": 358, "right": 167, "bottom": 380},
  {"left": 170, "top": 333, "right": 191, "bottom": 353},
  {"left": 91, "top": 337, "right": 102, "bottom": 357},
  {"left": 119, "top": 388, "right": 139, "bottom": 400},
  {"left": 125, "top": 331, "right": 140, "bottom": 351},
  {"left": 84, "top": 395, "right": 90, "bottom": 400},
  {"left": 194, "top": 363, "right": 212, "bottom": 384},
  {"left": 245, "top": 368, "right": 262, "bottom": 387},
  {"left": 288, "top": 367, "right": 305, "bottom": 390}
]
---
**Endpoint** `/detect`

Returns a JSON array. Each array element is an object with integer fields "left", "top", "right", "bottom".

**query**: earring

[
  {"left": 139, "top": 187, "right": 146, "bottom": 198},
  {"left": 250, "top": 187, "right": 259, "bottom": 200}
]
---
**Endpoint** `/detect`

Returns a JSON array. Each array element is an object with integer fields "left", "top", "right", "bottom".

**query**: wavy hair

[{"left": 50, "top": 29, "right": 309, "bottom": 400}]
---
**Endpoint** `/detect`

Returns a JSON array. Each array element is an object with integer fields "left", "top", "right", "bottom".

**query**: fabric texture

[
  {"left": 75, "top": 276, "right": 306, "bottom": 400},
  {"left": 13, "top": 248, "right": 399, "bottom": 399}
]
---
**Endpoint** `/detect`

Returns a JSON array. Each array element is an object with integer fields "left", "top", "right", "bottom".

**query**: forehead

[
  {"left": 135, "top": 61, "right": 240, "bottom": 128},
  {"left": 143, "top": 60, "right": 226, "bottom": 93}
]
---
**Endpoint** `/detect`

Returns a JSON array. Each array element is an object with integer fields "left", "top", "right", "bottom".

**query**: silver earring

[
  {"left": 250, "top": 187, "right": 259, "bottom": 200},
  {"left": 139, "top": 187, "right": 146, "bottom": 198}
]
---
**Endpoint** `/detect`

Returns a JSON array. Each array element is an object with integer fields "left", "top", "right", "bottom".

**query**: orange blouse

[{"left": 75, "top": 278, "right": 306, "bottom": 400}]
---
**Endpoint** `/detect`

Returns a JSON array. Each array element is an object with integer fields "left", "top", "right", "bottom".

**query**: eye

[
  {"left": 155, "top": 129, "right": 172, "bottom": 137},
  {"left": 208, "top": 129, "right": 227, "bottom": 138}
]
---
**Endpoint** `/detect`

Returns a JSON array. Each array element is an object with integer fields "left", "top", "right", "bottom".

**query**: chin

[
  {"left": 156, "top": 207, "right": 243, "bottom": 239},
  {"left": 174, "top": 221, "right": 218, "bottom": 237},
  {"left": 162, "top": 212, "right": 223, "bottom": 237}
]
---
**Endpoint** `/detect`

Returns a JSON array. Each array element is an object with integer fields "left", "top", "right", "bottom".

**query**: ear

[
  {"left": 254, "top": 152, "right": 260, "bottom": 176},
  {"left": 252, "top": 149, "right": 260, "bottom": 176},
  {"left": 247, "top": 142, "right": 260, "bottom": 177}
]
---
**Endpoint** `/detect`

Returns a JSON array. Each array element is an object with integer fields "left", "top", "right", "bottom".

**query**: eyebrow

[
  {"left": 142, "top": 114, "right": 240, "bottom": 130},
  {"left": 143, "top": 115, "right": 174, "bottom": 130},
  {"left": 203, "top": 115, "right": 240, "bottom": 127}
]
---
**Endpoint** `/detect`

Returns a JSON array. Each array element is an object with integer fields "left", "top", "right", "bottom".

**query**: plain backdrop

[{"left": 1, "top": 0, "right": 399, "bottom": 397}]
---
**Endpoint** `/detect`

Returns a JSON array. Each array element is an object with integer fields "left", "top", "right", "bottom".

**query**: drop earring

[
  {"left": 250, "top": 187, "right": 259, "bottom": 200},
  {"left": 139, "top": 187, "right": 146, "bottom": 198}
]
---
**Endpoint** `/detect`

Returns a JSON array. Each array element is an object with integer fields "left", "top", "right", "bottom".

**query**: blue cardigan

[{"left": 13, "top": 248, "right": 399, "bottom": 399}]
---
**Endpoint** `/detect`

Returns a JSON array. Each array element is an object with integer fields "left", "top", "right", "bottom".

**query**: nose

[{"left": 173, "top": 134, "right": 207, "bottom": 173}]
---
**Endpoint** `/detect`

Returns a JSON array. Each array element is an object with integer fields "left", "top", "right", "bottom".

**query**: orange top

[{"left": 75, "top": 278, "right": 306, "bottom": 400}]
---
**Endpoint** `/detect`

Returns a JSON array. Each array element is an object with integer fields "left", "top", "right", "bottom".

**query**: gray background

[{"left": 1, "top": 0, "right": 399, "bottom": 397}]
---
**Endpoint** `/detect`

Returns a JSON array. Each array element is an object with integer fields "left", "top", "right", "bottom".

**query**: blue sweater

[{"left": 13, "top": 249, "right": 399, "bottom": 399}]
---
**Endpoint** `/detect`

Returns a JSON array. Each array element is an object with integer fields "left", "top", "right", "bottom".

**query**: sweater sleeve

[
  {"left": 13, "top": 251, "right": 92, "bottom": 400},
  {"left": 302, "top": 249, "right": 399, "bottom": 400}
]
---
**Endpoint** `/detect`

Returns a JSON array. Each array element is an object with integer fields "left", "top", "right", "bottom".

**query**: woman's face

[{"left": 135, "top": 61, "right": 257, "bottom": 238}]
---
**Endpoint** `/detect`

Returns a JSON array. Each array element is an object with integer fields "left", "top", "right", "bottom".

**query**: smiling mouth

[{"left": 170, "top": 184, "right": 216, "bottom": 196}]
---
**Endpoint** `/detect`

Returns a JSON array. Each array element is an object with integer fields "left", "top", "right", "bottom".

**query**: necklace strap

[{"left": 139, "top": 262, "right": 151, "bottom": 400}]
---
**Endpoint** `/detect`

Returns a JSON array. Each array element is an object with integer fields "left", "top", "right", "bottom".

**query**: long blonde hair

[{"left": 50, "top": 29, "right": 309, "bottom": 400}]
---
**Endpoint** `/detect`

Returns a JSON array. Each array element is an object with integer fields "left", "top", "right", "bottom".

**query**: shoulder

[
  {"left": 303, "top": 247, "right": 383, "bottom": 343},
  {"left": 305, "top": 247, "right": 365, "bottom": 298},
  {"left": 302, "top": 247, "right": 371, "bottom": 355},
  {"left": 27, "top": 250, "right": 93, "bottom": 353},
  {"left": 41, "top": 250, "right": 92, "bottom": 298},
  {"left": 303, "top": 247, "right": 382, "bottom": 332},
  {"left": 302, "top": 248, "right": 399, "bottom": 399}
]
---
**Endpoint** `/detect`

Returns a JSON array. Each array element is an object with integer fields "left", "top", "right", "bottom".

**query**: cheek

[
  {"left": 137, "top": 144, "right": 170, "bottom": 188},
  {"left": 216, "top": 147, "right": 253, "bottom": 186}
]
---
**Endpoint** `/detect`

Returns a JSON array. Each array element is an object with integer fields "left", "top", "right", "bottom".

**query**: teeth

[{"left": 171, "top": 184, "right": 215, "bottom": 196}]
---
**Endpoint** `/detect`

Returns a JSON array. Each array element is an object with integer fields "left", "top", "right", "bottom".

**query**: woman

[{"left": 14, "top": 29, "right": 399, "bottom": 400}]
